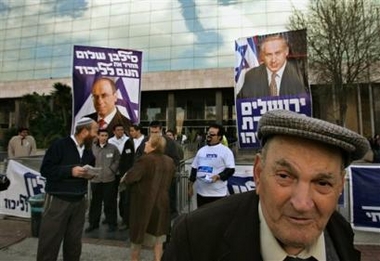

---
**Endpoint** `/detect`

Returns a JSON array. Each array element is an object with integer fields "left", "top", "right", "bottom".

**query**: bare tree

[{"left": 289, "top": 0, "right": 380, "bottom": 125}]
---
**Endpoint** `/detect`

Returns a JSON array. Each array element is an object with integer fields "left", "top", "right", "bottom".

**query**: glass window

[
  {"left": 110, "top": 2, "right": 131, "bottom": 16},
  {"left": 148, "top": 59, "right": 171, "bottom": 72},
  {"left": 150, "top": 21, "right": 172, "bottom": 35},
  {"left": 129, "top": 36, "right": 150, "bottom": 49},
  {"left": 130, "top": 12, "right": 150, "bottom": 25},
  {"left": 20, "top": 36, "right": 37, "bottom": 48},
  {"left": 149, "top": 46, "right": 171, "bottom": 60},
  {"left": 2, "top": 50, "right": 19, "bottom": 61},
  {"left": 130, "top": 24, "right": 150, "bottom": 37},
  {"left": 2, "top": 60, "right": 19, "bottom": 71},
  {"left": 130, "top": 2, "right": 151, "bottom": 13},
  {"left": 171, "top": 58, "right": 194, "bottom": 70},
  {"left": 35, "top": 45, "right": 53, "bottom": 58},
  {"left": 150, "top": 34, "right": 171, "bottom": 47},
  {"left": 90, "top": 16, "right": 110, "bottom": 30},
  {"left": 109, "top": 14, "right": 129, "bottom": 27},
  {"left": 18, "top": 58, "right": 34, "bottom": 71},
  {"left": 90, "top": 4, "right": 110, "bottom": 18},
  {"left": 22, "top": 14, "right": 39, "bottom": 26},
  {"left": 5, "top": 27, "right": 22, "bottom": 38},
  {"left": 34, "top": 68, "right": 52, "bottom": 79},
  {"left": 4, "top": 38, "right": 21, "bottom": 50},
  {"left": 171, "top": 45, "right": 194, "bottom": 58},
  {"left": 72, "top": 19, "right": 91, "bottom": 31}
]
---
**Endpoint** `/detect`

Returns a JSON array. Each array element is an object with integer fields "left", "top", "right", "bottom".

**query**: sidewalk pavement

[{"left": 0, "top": 216, "right": 379, "bottom": 261}]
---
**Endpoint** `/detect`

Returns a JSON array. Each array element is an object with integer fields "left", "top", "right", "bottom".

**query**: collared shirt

[
  {"left": 259, "top": 202, "right": 326, "bottom": 261},
  {"left": 97, "top": 107, "right": 117, "bottom": 126},
  {"left": 108, "top": 134, "right": 129, "bottom": 154},
  {"left": 133, "top": 135, "right": 145, "bottom": 152},
  {"left": 266, "top": 61, "right": 287, "bottom": 96},
  {"left": 71, "top": 135, "right": 84, "bottom": 158}
]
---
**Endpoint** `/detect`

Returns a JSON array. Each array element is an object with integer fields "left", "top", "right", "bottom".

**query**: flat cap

[{"left": 258, "top": 110, "right": 370, "bottom": 167}]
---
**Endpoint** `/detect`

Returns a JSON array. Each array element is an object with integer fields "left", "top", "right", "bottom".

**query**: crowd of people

[{"left": 6, "top": 106, "right": 373, "bottom": 260}]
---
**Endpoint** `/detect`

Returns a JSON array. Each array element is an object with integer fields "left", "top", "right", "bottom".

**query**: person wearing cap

[
  {"left": 85, "top": 77, "right": 132, "bottom": 137},
  {"left": 188, "top": 123, "right": 235, "bottom": 208},
  {"left": 37, "top": 117, "right": 98, "bottom": 261},
  {"left": 162, "top": 110, "right": 369, "bottom": 261}
]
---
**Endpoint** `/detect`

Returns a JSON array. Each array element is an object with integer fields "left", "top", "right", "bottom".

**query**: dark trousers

[
  {"left": 89, "top": 181, "right": 117, "bottom": 227},
  {"left": 196, "top": 194, "right": 224, "bottom": 208},
  {"left": 169, "top": 179, "right": 177, "bottom": 214},
  {"left": 118, "top": 185, "right": 131, "bottom": 226},
  {"left": 37, "top": 195, "right": 86, "bottom": 261}
]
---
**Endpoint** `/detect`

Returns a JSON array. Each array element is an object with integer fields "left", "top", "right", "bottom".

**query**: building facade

[{"left": 0, "top": 1, "right": 379, "bottom": 145}]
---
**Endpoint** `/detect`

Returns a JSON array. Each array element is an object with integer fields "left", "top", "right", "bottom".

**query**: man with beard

[
  {"left": 163, "top": 110, "right": 369, "bottom": 261},
  {"left": 188, "top": 123, "right": 235, "bottom": 208},
  {"left": 37, "top": 117, "right": 98, "bottom": 261}
]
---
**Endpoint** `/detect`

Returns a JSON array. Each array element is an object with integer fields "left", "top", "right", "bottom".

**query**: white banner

[{"left": 0, "top": 160, "right": 45, "bottom": 218}]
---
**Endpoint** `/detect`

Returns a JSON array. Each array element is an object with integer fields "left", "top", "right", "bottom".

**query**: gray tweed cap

[{"left": 257, "top": 110, "right": 370, "bottom": 167}]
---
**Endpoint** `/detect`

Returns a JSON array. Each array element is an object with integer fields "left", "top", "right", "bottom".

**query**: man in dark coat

[
  {"left": 37, "top": 117, "right": 98, "bottom": 261},
  {"left": 237, "top": 35, "right": 307, "bottom": 99},
  {"left": 163, "top": 109, "right": 369, "bottom": 261}
]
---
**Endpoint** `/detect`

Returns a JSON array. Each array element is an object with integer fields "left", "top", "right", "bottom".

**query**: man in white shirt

[
  {"left": 188, "top": 123, "right": 235, "bottom": 208},
  {"left": 108, "top": 124, "right": 128, "bottom": 154}
]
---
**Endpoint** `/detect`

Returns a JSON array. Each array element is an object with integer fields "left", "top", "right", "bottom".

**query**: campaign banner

[
  {"left": 0, "top": 160, "right": 45, "bottom": 218},
  {"left": 234, "top": 29, "right": 312, "bottom": 148},
  {"left": 350, "top": 165, "right": 380, "bottom": 232},
  {"left": 227, "top": 164, "right": 255, "bottom": 194},
  {"left": 72, "top": 45, "right": 143, "bottom": 132}
]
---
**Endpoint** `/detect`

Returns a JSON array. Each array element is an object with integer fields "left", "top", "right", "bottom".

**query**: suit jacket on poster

[
  {"left": 162, "top": 191, "right": 360, "bottom": 261},
  {"left": 237, "top": 61, "right": 307, "bottom": 99},
  {"left": 85, "top": 108, "right": 132, "bottom": 137}
]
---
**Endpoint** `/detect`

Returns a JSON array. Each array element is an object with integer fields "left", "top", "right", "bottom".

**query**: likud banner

[
  {"left": 72, "top": 45, "right": 143, "bottom": 133},
  {"left": 0, "top": 160, "right": 45, "bottom": 218},
  {"left": 234, "top": 29, "right": 312, "bottom": 148},
  {"left": 350, "top": 165, "right": 380, "bottom": 232}
]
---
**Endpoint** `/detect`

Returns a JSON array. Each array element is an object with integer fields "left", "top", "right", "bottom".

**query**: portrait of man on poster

[{"left": 237, "top": 33, "right": 308, "bottom": 99}]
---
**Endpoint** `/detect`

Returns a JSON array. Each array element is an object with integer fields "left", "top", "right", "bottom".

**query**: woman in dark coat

[{"left": 120, "top": 133, "right": 175, "bottom": 261}]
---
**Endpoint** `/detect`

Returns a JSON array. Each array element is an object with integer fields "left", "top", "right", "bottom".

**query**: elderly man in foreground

[{"left": 163, "top": 109, "right": 369, "bottom": 261}]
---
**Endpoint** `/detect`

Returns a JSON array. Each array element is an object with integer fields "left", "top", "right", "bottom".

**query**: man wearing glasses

[
  {"left": 85, "top": 77, "right": 132, "bottom": 136},
  {"left": 188, "top": 123, "right": 235, "bottom": 208}
]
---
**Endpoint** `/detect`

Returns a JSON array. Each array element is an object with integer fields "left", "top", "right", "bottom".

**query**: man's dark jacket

[
  {"left": 85, "top": 108, "right": 132, "bottom": 137},
  {"left": 162, "top": 191, "right": 360, "bottom": 261},
  {"left": 237, "top": 60, "right": 307, "bottom": 99},
  {"left": 40, "top": 136, "right": 95, "bottom": 198}
]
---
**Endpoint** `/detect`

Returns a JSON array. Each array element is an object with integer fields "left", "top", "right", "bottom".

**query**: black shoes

[
  {"left": 107, "top": 225, "right": 117, "bottom": 232},
  {"left": 84, "top": 225, "right": 99, "bottom": 233}
]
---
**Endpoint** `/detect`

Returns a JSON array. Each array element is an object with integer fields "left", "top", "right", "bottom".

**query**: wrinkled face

[
  {"left": 91, "top": 79, "right": 117, "bottom": 118},
  {"left": 261, "top": 39, "right": 289, "bottom": 73},
  {"left": 254, "top": 135, "right": 345, "bottom": 255},
  {"left": 113, "top": 126, "right": 125, "bottom": 138},
  {"left": 98, "top": 131, "right": 109, "bottom": 145}
]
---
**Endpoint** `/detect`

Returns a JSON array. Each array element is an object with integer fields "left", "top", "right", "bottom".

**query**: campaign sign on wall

[
  {"left": 234, "top": 29, "right": 312, "bottom": 148},
  {"left": 0, "top": 160, "right": 45, "bottom": 218},
  {"left": 350, "top": 165, "right": 380, "bottom": 232},
  {"left": 72, "top": 45, "right": 143, "bottom": 132}
]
